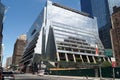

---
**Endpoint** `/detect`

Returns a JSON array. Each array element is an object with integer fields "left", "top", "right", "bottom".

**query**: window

[{"left": 31, "top": 29, "right": 36, "bottom": 36}]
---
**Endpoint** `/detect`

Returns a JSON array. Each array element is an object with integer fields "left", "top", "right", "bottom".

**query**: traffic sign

[{"left": 111, "top": 57, "right": 116, "bottom": 67}]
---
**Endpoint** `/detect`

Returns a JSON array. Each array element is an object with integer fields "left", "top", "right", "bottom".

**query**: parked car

[
  {"left": 0, "top": 72, "right": 2, "bottom": 80},
  {"left": 12, "top": 71, "right": 23, "bottom": 74},
  {"left": 0, "top": 66, "right": 3, "bottom": 79},
  {"left": 2, "top": 71, "right": 15, "bottom": 80}
]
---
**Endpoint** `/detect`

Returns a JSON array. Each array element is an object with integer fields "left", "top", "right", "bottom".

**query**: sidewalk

[
  {"left": 20, "top": 73, "right": 120, "bottom": 80},
  {"left": 43, "top": 75, "right": 120, "bottom": 80}
]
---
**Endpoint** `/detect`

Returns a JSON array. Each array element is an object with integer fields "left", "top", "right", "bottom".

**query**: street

[
  {"left": 3, "top": 73, "right": 120, "bottom": 80},
  {"left": 14, "top": 74, "right": 86, "bottom": 80}
]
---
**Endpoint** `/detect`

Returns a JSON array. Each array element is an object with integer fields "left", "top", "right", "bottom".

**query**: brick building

[
  {"left": 110, "top": 6, "right": 120, "bottom": 66},
  {"left": 12, "top": 34, "right": 26, "bottom": 67}
]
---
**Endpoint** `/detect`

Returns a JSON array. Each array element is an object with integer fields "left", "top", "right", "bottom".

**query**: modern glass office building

[
  {"left": 80, "top": 0, "right": 93, "bottom": 17},
  {"left": 21, "top": 1, "right": 110, "bottom": 72},
  {"left": 98, "top": 0, "right": 120, "bottom": 49},
  {"left": 80, "top": 0, "right": 112, "bottom": 49},
  {"left": 81, "top": 0, "right": 110, "bottom": 28},
  {"left": 0, "top": 2, "right": 5, "bottom": 66}
]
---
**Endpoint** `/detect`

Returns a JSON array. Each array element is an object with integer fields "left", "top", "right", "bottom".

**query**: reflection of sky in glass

[
  {"left": 50, "top": 5, "right": 98, "bottom": 35},
  {"left": 52, "top": 0, "right": 80, "bottom": 11},
  {"left": 27, "top": 0, "right": 83, "bottom": 42},
  {"left": 47, "top": 3, "right": 100, "bottom": 46}
]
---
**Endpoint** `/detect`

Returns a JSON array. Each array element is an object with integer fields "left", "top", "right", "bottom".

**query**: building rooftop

[
  {"left": 18, "top": 34, "right": 27, "bottom": 40},
  {"left": 52, "top": 2, "right": 91, "bottom": 18},
  {"left": 113, "top": 6, "right": 120, "bottom": 14}
]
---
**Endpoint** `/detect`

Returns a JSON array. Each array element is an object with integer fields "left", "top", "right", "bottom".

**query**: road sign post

[
  {"left": 111, "top": 57, "right": 116, "bottom": 80},
  {"left": 95, "top": 45, "right": 102, "bottom": 80}
]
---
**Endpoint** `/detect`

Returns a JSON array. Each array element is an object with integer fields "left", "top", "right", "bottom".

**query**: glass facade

[
  {"left": 80, "top": 0, "right": 112, "bottom": 49},
  {"left": 21, "top": 1, "right": 110, "bottom": 70},
  {"left": 47, "top": 2, "right": 105, "bottom": 63},
  {"left": 80, "top": 0, "right": 93, "bottom": 16},
  {"left": 80, "top": 0, "right": 110, "bottom": 28},
  {"left": 20, "top": 10, "right": 45, "bottom": 70},
  {"left": 0, "top": 2, "right": 5, "bottom": 65}
]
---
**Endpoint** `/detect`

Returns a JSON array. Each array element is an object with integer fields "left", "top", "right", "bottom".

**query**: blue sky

[{"left": 1, "top": 0, "right": 80, "bottom": 66}]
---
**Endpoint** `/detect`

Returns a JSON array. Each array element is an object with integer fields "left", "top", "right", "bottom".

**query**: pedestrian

[{"left": 34, "top": 63, "right": 38, "bottom": 75}]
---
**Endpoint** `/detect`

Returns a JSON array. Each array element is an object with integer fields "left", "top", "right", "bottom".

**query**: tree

[{"left": 101, "top": 61, "right": 111, "bottom": 67}]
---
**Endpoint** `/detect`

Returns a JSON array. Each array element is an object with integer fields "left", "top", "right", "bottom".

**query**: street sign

[
  {"left": 95, "top": 45, "right": 99, "bottom": 56},
  {"left": 111, "top": 57, "right": 116, "bottom": 67}
]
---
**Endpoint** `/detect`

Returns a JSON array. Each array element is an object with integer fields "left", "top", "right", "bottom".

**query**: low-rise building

[{"left": 6, "top": 57, "right": 12, "bottom": 69}]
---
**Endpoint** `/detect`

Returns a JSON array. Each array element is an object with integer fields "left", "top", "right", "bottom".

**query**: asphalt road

[
  {"left": 3, "top": 74, "right": 119, "bottom": 80},
  {"left": 13, "top": 74, "right": 92, "bottom": 80}
]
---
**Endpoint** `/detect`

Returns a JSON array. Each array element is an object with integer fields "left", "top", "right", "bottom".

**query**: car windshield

[{"left": 2, "top": 72, "right": 13, "bottom": 74}]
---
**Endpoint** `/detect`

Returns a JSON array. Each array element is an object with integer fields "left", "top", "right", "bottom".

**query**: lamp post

[
  {"left": 113, "top": 67, "right": 115, "bottom": 80},
  {"left": 98, "top": 58, "right": 102, "bottom": 80}
]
